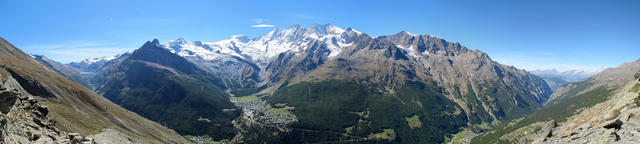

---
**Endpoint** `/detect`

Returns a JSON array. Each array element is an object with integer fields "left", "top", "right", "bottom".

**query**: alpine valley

[{"left": 18, "top": 24, "right": 554, "bottom": 143}]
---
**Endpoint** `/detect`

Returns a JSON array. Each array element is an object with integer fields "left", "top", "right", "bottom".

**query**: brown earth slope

[{"left": 0, "top": 37, "right": 188, "bottom": 143}]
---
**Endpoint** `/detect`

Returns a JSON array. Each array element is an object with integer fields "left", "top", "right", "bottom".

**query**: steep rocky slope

[
  {"left": 472, "top": 59, "right": 640, "bottom": 144},
  {"left": 541, "top": 77, "right": 568, "bottom": 91},
  {"left": 0, "top": 37, "right": 188, "bottom": 143},
  {"left": 542, "top": 71, "right": 640, "bottom": 143},
  {"left": 267, "top": 27, "right": 551, "bottom": 122},
  {"left": 474, "top": 71, "right": 640, "bottom": 144}
]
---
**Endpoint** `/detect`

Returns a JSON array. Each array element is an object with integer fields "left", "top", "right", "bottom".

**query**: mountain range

[
  {"left": 530, "top": 69, "right": 599, "bottom": 82},
  {"left": 31, "top": 24, "right": 556, "bottom": 143},
  {"left": 10, "top": 23, "right": 637, "bottom": 144}
]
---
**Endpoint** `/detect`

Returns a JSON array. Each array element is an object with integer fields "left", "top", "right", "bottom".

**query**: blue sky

[{"left": 1, "top": 0, "right": 638, "bottom": 72}]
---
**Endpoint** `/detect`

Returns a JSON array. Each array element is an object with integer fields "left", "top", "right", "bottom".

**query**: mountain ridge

[
  {"left": 92, "top": 38, "right": 240, "bottom": 140},
  {"left": 43, "top": 24, "right": 553, "bottom": 143}
]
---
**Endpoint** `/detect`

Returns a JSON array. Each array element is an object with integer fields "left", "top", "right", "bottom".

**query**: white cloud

[{"left": 250, "top": 24, "right": 275, "bottom": 28}]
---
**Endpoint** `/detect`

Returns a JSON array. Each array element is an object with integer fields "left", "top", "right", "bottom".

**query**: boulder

[
  {"left": 0, "top": 91, "right": 19, "bottom": 114},
  {"left": 67, "top": 133, "right": 80, "bottom": 139},
  {"left": 603, "top": 119, "right": 623, "bottom": 130},
  {"left": 37, "top": 105, "right": 48, "bottom": 115},
  {"left": 534, "top": 120, "right": 556, "bottom": 142}
]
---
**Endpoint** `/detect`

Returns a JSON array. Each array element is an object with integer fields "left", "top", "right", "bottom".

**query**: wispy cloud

[
  {"left": 250, "top": 18, "right": 274, "bottom": 28},
  {"left": 24, "top": 41, "right": 134, "bottom": 63},
  {"left": 250, "top": 24, "right": 275, "bottom": 28}
]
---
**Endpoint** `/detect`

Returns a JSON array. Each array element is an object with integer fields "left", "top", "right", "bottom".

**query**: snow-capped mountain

[
  {"left": 162, "top": 24, "right": 362, "bottom": 66},
  {"left": 79, "top": 55, "right": 118, "bottom": 64},
  {"left": 530, "top": 69, "right": 600, "bottom": 82},
  {"left": 159, "top": 24, "right": 365, "bottom": 86},
  {"left": 68, "top": 53, "right": 130, "bottom": 72}
]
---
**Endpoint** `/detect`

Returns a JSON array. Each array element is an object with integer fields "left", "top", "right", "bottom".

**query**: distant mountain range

[
  {"left": 529, "top": 69, "right": 600, "bottom": 82},
  {"left": 528, "top": 69, "right": 601, "bottom": 91},
  {"left": 34, "top": 24, "right": 554, "bottom": 143}
]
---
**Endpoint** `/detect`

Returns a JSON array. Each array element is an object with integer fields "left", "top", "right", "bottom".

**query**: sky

[{"left": 0, "top": 0, "right": 638, "bottom": 72}]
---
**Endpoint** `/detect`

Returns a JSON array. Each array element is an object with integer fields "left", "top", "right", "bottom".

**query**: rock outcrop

[
  {"left": 541, "top": 71, "right": 640, "bottom": 143},
  {"left": 0, "top": 70, "right": 128, "bottom": 143}
]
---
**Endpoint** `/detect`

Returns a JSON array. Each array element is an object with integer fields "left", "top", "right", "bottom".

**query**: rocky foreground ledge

[
  {"left": 500, "top": 71, "right": 640, "bottom": 143},
  {"left": 0, "top": 70, "right": 142, "bottom": 144}
]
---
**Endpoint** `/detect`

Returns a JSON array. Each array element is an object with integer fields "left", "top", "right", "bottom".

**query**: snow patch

[{"left": 79, "top": 55, "right": 117, "bottom": 64}]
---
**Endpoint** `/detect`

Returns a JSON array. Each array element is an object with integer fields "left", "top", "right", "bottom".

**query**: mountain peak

[
  {"left": 345, "top": 27, "right": 362, "bottom": 34},
  {"left": 174, "top": 38, "right": 188, "bottom": 44},
  {"left": 397, "top": 30, "right": 417, "bottom": 37},
  {"left": 130, "top": 39, "right": 201, "bottom": 75},
  {"left": 291, "top": 24, "right": 302, "bottom": 29},
  {"left": 310, "top": 23, "right": 345, "bottom": 35},
  {"left": 139, "top": 39, "right": 167, "bottom": 53}
]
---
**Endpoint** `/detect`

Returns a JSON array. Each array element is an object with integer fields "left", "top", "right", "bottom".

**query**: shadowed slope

[{"left": 93, "top": 39, "right": 240, "bottom": 140}]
